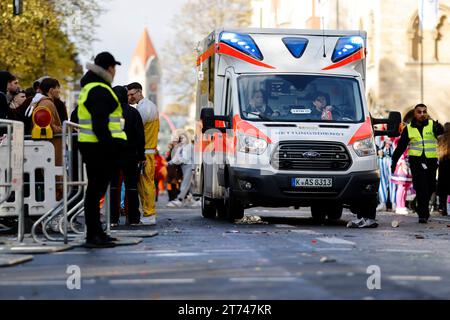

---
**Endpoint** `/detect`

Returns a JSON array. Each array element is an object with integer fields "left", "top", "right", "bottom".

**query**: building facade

[
  {"left": 128, "top": 28, "right": 161, "bottom": 106},
  {"left": 251, "top": 0, "right": 450, "bottom": 122}
]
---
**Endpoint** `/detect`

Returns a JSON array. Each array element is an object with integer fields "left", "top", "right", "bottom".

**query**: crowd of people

[
  {"left": 376, "top": 104, "right": 450, "bottom": 222},
  {"left": 1, "top": 52, "right": 200, "bottom": 248},
  {"left": 2, "top": 51, "right": 450, "bottom": 247}
]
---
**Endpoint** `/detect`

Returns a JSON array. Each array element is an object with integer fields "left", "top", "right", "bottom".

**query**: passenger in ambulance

[
  {"left": 245, "top": 90, "right": 277, "bottom": 118},
  {"left": 310, "top": 92, "right": 334, "bottom": 121}
]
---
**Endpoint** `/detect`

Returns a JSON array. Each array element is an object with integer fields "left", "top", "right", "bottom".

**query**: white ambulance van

[{"left": 194, "top": 28, "right": 400, "bottom": 223}]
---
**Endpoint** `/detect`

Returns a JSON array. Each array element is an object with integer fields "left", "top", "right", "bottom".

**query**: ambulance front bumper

[{"left": 228, "top": 167, "right": 380, "bottom": 207}]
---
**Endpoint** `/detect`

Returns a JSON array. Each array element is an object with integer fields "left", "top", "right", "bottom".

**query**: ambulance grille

[{"left": 272, "top": 141, "right": 352, "bottom": 171}]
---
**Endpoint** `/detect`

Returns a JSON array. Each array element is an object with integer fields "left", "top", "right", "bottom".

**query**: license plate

[{"left": 291, "top": 178, "right": 333, "bottom": 188}]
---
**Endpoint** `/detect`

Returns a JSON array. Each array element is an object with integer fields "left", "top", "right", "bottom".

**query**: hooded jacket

[
  {"left": 78, "top": 63, "right": 124, "bottom": 151},
  {"left": 113, "top": 86, "right": 145, "bottom": 161},
  {"left": 0, "top": 71, "right": 12, "bottom": 120}
]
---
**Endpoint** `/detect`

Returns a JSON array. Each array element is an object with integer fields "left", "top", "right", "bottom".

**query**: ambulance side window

[
  {"left": 208, "top": 56, "right": 215, "bottom": 103},
  {"left": 223, "top": 78, "right": 232, "bottom": 117}
]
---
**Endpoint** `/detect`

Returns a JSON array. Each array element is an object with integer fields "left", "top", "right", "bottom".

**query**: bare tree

[
  {"left": 53, "top": 0, "right": 105, "bottom": 55},
  {"left": 162, "top": 0, "right": 252, "bottom": 113}
]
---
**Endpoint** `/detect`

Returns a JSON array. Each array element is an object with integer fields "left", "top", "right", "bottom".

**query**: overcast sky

[{"left": 80, "top": 0, "right": 187, "bottom": 106}]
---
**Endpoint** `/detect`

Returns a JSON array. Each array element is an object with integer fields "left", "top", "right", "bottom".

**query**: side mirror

[
  {"left": 200, "top": 107, "right": 232, "bottom": 133},
  {"left": 200, "top": 107, "right": 215, "bottom": 133},
  {"left": 387, "top": 111, "right": 402, "bottom": 136},
  {"left": 372, "top": 111, "right": 401, "bottom": 138}
]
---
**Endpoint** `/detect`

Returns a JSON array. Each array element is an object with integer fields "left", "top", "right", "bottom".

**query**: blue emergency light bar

[
  {"left": 219, "top": 32, "right": 264, "bottom": 61},
  {"left": 331, "top": 36, "right": 364, "bottom": 63},
  {"left": 282, "top": 37, "right": 309, "bottom": 58}
]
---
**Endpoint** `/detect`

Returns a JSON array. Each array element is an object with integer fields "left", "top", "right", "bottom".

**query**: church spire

[{"left": 132, "top": 27, "right": 157, "bottom": 66}]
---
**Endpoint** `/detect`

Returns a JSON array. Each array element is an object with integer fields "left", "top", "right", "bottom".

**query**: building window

[
  {"left": 435, "top": 14, "right": 449, "bottom": 62},
  {"left": 410, "top": 16, "right": 421, "bottom": 62},
  {"left": 409, "top": 8, "right": 450, "bottom": 63}
]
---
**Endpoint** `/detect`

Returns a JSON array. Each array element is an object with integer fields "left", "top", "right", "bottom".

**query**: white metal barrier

[
  {"left": 1, "top": 119, "right": 151, "bottom": 248},
  {"left": 0, "top": 122, "right": 13, "bottom": 205},
  {"left": 0, "top": 120, "right": 25, "bottom": 241},
  {"left": 0, "top": 140, "right": 60, "bottom": 217},
  {"left": 31, "top": 123, "right": 86, "bottom": 244}
]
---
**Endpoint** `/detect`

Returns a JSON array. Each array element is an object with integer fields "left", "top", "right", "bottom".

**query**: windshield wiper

[{"left": 243, "top": 111, "right": 272, "bottom": 121}]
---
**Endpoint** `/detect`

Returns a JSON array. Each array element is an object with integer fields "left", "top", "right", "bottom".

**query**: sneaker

[
  {"left": 376, "top": 203, "right": 386, "bottom": 212},
  {"left": 141, "top": 215, "right": 156, "bottom": 226},
  {"left": 347, "top": 218, "right": 365, "bottom": 228},
  {"left": 360, "top": 218, "right": 379, "bottom": 228},
  {"left": 347, "top": 218, "right": 378, "bottom": 228},
  {"left": 395, "top": 207, "right": 409, "bottom": 215},
  {"left": 167, "top": 199, "right": 183, "bottom": 208},
  {"left": 190, "top": 200, "right": 202, "bottom": 208}
]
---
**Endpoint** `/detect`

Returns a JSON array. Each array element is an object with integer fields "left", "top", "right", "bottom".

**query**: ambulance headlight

[
  {"left": 237, "top": 133, "right": 268, "bottom": 155},
  {"left": 353, "top": 137, "right": 376, "bottom": 157}
]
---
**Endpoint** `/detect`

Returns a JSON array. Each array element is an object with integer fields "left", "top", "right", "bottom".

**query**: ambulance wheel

[
  {"left": 326, "top": 204, "right": 343, "bottom": 220},
  {"left": 201, "top": 196, "right": 217, "bottom": 219},
  {"left": 216, "top": 201, "right": 227, "bottom": 220},
  {"left": 200, "top": 171, "right": 216, "bottom": 219},
  {"left": 224, "top": 187, "right": 244, "bottom": 222},
  {"left": 310, "top": 204, "right": 326, "bottom": 223}
]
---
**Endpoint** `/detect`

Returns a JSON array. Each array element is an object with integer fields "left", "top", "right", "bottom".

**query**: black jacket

[
  {"left": 0, "top": 71, "right": 11, "bottom": 121},
  {"left": 392, "top": 118, "right": 444, "bottom": 170},
  {"left": 113, "top": 86, "right": 145, "bottom": 161},
  {"left": 78, "top": 70, "right": 123, "bottom": 150}
]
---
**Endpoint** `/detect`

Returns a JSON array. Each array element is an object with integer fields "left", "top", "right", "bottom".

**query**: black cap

[{"left": 94, "top": 52, "right": 121, "bottom": 69}]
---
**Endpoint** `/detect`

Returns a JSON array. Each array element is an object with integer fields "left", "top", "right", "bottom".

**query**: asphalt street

[{"left": 1, "top": 194, "right": 450, "bottom": 300}]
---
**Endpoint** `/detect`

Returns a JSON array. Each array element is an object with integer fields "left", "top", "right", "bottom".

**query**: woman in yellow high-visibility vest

[{"left": 391, "top": 104, "right": 444, "bottom": 224}]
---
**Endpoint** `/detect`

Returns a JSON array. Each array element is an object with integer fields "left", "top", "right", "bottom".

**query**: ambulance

[{"left": 193, "top": 28, "right": 400, "bottom": 223}]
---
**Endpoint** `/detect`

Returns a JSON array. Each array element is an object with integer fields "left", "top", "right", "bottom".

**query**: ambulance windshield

[{"left": 238, "top": 75, "right": 364, "bottom": 123}]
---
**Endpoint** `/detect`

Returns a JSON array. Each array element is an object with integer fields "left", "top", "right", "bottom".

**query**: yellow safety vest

[
  {"left": 407, "top": 121, "right": 437, "bottom": 158},
  {"left": 77, "top": 82, "right": 127, "bottom": 143}
]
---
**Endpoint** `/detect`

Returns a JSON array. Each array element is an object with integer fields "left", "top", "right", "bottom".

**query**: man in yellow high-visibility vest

[
  {"left": 78, "top": 52, "right": 127, "bottom": 248},
  {"left": 127, "top": 82, "right": 160, "bottom": 225},
  {"left": 392, "top": 104, "right": 444, "bottom": 224}
]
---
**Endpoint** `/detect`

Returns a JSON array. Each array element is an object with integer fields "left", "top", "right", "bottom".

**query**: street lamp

[{"left": 13, "top": 0, "right": 23, "bottom": 16}]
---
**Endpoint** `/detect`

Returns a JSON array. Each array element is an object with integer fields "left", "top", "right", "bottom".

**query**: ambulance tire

[
  {"left": 311, "top": 203, "right": 343, "bottom": 221},
  {"left": 216, "top": 201, "right": 227, "bottom": 220},
  {"left": 201, "top": 196, "right": 217, "bottom": 219},
  {"left": 224, "top": 187, "right": 244, "bottom": 222},
  {"left": 201, "top": 169, "right": 216, "bottom": 219},
  {"left": 310, "top": 204, "right": 326, "bottom": 223},
  {"left": 326, "top": 204, "right": 343, "bottom": 220}
]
